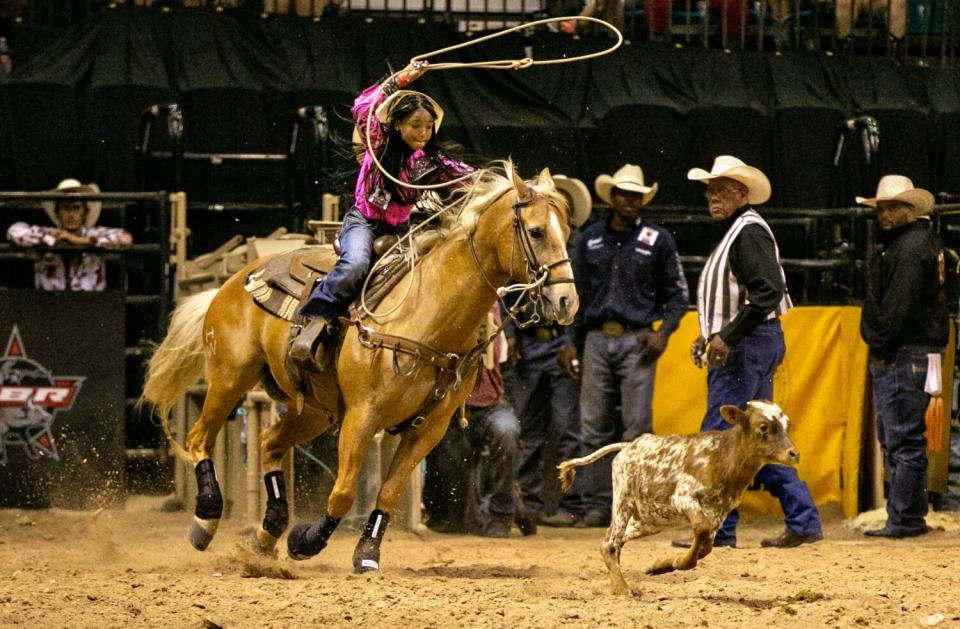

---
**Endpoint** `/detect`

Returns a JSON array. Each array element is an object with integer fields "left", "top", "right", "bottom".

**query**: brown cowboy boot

[{"left": 289, "top": 317, "right": 330, "bottom": 370}]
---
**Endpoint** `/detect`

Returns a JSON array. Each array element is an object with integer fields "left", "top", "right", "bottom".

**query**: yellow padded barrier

[{"left": 651, "top": 307, "right": 869, "bottom": 518}]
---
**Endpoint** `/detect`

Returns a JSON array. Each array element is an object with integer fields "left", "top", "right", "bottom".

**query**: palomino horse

[{"left": 141, "top": 163, "right": 578, "bottom": 573}]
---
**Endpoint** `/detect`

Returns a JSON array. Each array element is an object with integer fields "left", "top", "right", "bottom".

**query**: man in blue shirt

[{"left": 559, "top": 164, "right": 689, "bottom": 527}]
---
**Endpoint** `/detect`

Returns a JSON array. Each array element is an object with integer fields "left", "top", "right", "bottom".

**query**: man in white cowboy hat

[
  {"left": 561, "top": 164, "right": 689, "bottom": 528},
  {"left": 508, "top": 174, "right": 592, "bottom": 532},
  {"left": 676, "top": 155, "right": 823, "bottom": 549},
  {"left": 6, "top": 178, "right": 132, "bottom": 291},
  {"left": 858, "top": 174, "right": 947, "bottom": 539}
]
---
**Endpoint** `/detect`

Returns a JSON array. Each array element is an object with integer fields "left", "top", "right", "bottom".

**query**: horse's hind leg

[
  {"left": 251, "top": 403, "right": 333, "bottom": 557},
  {"left": 183, "top": 348, "right": 262, "bottom": 551}
]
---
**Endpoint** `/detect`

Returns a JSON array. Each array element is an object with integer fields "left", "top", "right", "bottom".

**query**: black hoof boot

[
  {"left": 252, "top": 471, "right": 288, "bottom": 557},
  {"left": 287, "top": 514, "right": 341, "bottom": 560},
  {"left": 353, "top": 509, "right": 390, "bottom": 574},
  {"left": 191, "top": 459, "right": 223, "bottom": 551}
]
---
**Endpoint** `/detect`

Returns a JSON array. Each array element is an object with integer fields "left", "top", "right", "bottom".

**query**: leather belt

[
  {"left": 599, "top": 321, "right": 648, "bottom": 339},
  {"left": 532, "top": 327, "right": 561, "bottom": 342},
  {"left": 520, "top": 324, "right": 562, "bottom": 343}
]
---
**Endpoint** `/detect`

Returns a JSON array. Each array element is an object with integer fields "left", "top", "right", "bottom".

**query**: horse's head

[
  {"left": 459, "top": 162, "right": 579, "bottom": 325},
  {"left": 500, "top": 167, "right": 579, "bottom": 325}
]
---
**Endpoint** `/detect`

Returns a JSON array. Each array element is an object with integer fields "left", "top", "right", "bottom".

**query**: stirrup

[{"left": 290, "top": 317, "right": 329, "bottom": 368}]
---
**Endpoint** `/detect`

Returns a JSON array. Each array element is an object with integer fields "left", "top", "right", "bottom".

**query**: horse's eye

[{"left": 528, "top": 227, "right": 545, "bottom": 240}]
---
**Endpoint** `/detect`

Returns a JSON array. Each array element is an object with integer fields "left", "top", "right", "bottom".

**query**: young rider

[{"left": 290, "top": 63, "right": 473, "bottom": 369}]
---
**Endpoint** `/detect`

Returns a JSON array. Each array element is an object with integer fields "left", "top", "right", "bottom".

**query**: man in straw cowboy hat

[
  {"left": 6, "top": 178, "right": 132, "bottom": 291},
  {"left": 561, "top": 164, "right": 689, "bottom": 528},
  {"left": 508, "top": 174, "right": 592, "bottom": 532},
  {"left": 858, "top": 175, "right": 948, "bottom": 539},
  {"left": 675, "top": 155, "right": 822, "bottom": 549}
]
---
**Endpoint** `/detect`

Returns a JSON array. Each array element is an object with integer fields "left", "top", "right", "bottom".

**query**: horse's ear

[
  {"left": 539, "top": 167, "right": 553, "bottom": 184},
  {"left": 512, "top": 167, "right": 533, "bottom": 203}
]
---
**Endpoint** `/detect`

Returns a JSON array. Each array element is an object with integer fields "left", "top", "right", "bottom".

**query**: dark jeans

[
  {"left": 299, "top": 208, "right": 407, "bottom": 318},
  {"left": 509, "top": 337, "right": 587, "bottom": 518},
  {"left": 423, "top": 402, "right": 521, "bottom": 533},
  {"left": 580, "top": 329, "right": 656, "bottom": 517},
  {"left": 702, "top": 320, "right": 822, "bottom": 544},
  {"left": 870, "top": 346, "right": 933, "bottom": 533}
]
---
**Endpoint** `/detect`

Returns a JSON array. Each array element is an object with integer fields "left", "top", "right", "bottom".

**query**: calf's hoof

[
  {"left": 611, "top": 584, "right": 634, "bottom": 596},
  {"left": 188, "top": 517, "right": 219, "bottom": 551},
  {"left": 644, "top": 558, "right": 677, "bottom": 575}
]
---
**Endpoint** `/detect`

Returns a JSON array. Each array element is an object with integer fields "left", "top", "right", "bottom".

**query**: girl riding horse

[{"left": 290, "top": 63, "right": 473, "bottom": 369}]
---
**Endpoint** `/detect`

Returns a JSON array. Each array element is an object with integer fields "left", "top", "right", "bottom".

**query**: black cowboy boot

[{"left": 289, "top": 317, "right": 330, "bottom": 370}]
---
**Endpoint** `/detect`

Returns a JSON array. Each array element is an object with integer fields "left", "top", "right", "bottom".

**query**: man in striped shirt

[{"left": 675, "top": 156, "right": 822, "bottom": 550}]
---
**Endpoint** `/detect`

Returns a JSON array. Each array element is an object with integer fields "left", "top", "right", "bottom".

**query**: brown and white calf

[{"left": 558, "top": 400, "right": 799, "bottom": 596}]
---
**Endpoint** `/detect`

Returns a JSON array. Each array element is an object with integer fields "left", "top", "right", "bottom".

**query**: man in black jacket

[{"left": 858, "top": 175, "right": 948, "bottom": 539}]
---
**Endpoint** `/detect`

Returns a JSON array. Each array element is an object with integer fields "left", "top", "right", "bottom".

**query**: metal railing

[
  {"left": 9, "top": 0, "right": 960, "bottom": 61},
  {"left": 0, "top": 189, "right": 172, "bottom": 465}
]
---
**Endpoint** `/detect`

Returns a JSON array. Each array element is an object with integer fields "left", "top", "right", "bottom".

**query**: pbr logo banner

[{"left": 0, "top": 290, "right": 125, "bottom": 508}]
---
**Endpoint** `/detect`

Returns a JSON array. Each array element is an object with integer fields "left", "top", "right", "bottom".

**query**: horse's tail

[
  {"left": 557, "top": 442, "right": 630, "bottom": 493},
  {"left": 138, "top": 288, "right": 219, "bottom": 463}
]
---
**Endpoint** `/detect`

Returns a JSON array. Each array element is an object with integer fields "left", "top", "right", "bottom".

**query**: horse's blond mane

[{"left": 449, "top": 160, "right": 565, "bottom": 238}]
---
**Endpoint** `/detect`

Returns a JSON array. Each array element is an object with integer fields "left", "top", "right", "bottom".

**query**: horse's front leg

[
  {"left": 352, "top": 411, "right": 450, "bottom": 574},
  {"left": 252, "top": 402, "right": 333, "bottom": 557},
  {"left": 286, "top": 403, "right": 379, "bottom": 560}
]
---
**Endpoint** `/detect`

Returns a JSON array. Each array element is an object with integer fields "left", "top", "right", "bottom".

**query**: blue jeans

[
  {"left": 466, "top": 403, "right": 523, "bottom": 522},
  {"left": 423, "top": 402, "right": 521, "bottom": 532},
  {"left": 579, "top": 329, "right": 656, "bottom": 516},
  {"left": 299, "top": 208, "right": 407, "bottom": 318},
  {"left": 870, "top": 346, "right": 933, "bottom": 533},
  {"left": 509, "top": 336, "right": 587, "bottom": 517},
  {"left": 702, "top": 320, "right": 821, "bottom": 544}
]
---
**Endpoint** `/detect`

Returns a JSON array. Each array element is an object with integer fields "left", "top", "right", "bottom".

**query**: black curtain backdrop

[{"left": 3, "top": 6, "right": 960, "bottom": 207}]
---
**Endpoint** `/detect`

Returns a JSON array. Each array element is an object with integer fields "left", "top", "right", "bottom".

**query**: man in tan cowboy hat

[
  {"left": 560, "top": 164, "right": 689, "bottom": 528},
  {"left": 6, "top": 178, "right": 132, "bottom": 291},
  {"left": 509, "top": 174, "right": 592, "bottom": 532},
  {"left": 858, "top": 174, "right": 947, "bottom": 539},
  {"left": 675, "top": 155, "right": 823, "bottom": 549}
]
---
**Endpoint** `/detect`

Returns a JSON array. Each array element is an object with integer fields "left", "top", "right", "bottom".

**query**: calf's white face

[{"left": 721, "top": 400, "right": 799, "bottom": 466}]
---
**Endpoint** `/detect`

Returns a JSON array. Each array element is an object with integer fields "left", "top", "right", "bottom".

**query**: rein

[{"left": 355, "top": 186, "right": 573, "bottom": 433}]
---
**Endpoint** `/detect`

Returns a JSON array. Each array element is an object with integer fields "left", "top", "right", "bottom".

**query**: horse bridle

[{"left": 468, "top": 184, "right": 574, "bottom": 326}]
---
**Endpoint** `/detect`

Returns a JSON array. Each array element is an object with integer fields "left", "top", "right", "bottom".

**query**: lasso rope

[
  {"left": 364, "top": 15, "right": 623, "bottom": 192},
  {"left": 356, "top": 16, "right": 622, "bottom": 320}
]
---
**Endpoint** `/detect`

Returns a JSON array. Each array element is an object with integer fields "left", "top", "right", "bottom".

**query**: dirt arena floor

[{"left": 1, "top": 499, "right": 958, "bottom": 628}]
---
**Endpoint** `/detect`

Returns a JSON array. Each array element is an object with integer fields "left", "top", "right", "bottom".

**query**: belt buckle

[
  {"left": 534, "top": 328, "right": 553, "bottom": 342},
  {"left": 601, "top": 321, "right": 625, "bottom": 338}
]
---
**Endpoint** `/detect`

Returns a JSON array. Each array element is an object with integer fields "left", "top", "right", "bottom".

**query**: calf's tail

[{"left": 558, "top": 442, "right": 630, "bottom": 493}]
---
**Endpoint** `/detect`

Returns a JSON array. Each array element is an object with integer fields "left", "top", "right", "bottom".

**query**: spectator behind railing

[
  {"left": 6, "top": 179, "right": 133, "bottom": 292},
  {"left": 835, "top": 0, "right": 907, "bottom": 43},
  {"left": 643, "top": 0, "right": 747, "bottom": 42}
]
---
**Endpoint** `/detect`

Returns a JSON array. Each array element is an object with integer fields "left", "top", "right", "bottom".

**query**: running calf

[{"left": 558, "top": 400, "right": 799, "bottom": 595}]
